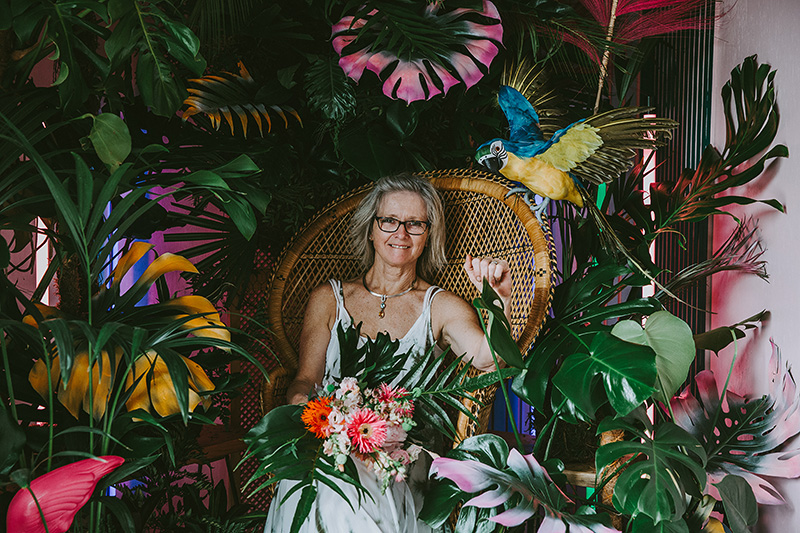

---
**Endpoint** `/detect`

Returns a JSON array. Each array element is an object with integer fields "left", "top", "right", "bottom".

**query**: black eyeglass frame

[{"left": 373, "top": 216, "right": 431, "bottom": 235}]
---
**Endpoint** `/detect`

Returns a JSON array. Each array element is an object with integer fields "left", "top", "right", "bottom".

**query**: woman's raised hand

[{"left": 464, "top": 254, "right": 512, "bottom": 303}]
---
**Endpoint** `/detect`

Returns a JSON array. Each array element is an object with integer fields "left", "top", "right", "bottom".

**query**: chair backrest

[{"left": 264, "top": 168, "right": 555, "bottom": 441}]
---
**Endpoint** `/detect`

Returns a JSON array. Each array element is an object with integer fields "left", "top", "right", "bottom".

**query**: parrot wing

[
  {"left": 498, "top": 85, "right": 545, "bottom": 144},
  {"left": 579, "top": 107, "right": 678, "bottom": 185},
  {"left": 538, "top": 107, "right": 678, "bottom": 185}
]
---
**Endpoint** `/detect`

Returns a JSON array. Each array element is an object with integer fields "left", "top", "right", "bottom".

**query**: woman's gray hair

[{"left": 350, "top": 173, "right": 446, "bottom": 281}]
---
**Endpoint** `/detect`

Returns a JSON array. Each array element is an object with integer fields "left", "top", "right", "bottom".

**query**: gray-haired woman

[{"left": 267, "top": 173, "right": 512, "bottom": 532}]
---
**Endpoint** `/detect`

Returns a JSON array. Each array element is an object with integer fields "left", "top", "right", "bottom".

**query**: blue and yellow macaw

[{"left": 475, "top": 85, "right": 678, "bottom": 222}]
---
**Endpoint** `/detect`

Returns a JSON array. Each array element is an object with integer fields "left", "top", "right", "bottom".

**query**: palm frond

[
  {"left": 304, "top": 56, "right": 357, "bottom": 124},
  {"left": 183, "top": 61, "right": 302, "bottom": 138},
  {"left": 660, "top": 217, "right": 767, "bottom": 298}
]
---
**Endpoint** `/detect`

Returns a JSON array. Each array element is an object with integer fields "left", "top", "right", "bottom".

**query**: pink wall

[{"left": 709, "top": 1, "right": 800, "bottom": 530}]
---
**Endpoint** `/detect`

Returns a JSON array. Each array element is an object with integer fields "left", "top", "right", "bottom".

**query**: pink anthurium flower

[
  {"left": 331, "top": 0, "right": 502, "bottom": 103},
  {"left": 7, "top": 456, "right": 124, "bottom": 533}
]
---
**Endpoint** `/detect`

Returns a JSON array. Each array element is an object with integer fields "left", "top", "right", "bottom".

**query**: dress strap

[{"left": 328, "top": 279, "right": 348, "bottom": 324}]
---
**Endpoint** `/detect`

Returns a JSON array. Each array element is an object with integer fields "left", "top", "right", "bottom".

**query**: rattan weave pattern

[{"left": 262, "top": 168, "right": 555, "bottom": 443}]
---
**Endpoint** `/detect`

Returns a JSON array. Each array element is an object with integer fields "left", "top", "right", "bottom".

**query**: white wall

[{"left": 709, "top": 0, "right": 800, "bottom": 530}]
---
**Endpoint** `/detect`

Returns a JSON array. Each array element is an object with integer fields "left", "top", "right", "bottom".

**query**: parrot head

[{"left": 475, "top": 139, "right": 508, "bottom": 174}]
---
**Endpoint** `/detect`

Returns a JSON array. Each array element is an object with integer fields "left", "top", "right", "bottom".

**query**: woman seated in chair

[{"left": 265, "top": 173, "right": 513, "bottom": 532}]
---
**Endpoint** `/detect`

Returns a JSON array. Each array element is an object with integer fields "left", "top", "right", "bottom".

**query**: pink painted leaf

[
  {"left": 429, "top": 435, "right": 619, "bottom": 531},
  {"left": 671, "top": 340, "right": 800, "bottom": 505},
  {"left": 7, "top": 456, "right": 125, "bottom": 533},
  {"left": 331, "top": 0, "right": 502, "bottom": 103}
]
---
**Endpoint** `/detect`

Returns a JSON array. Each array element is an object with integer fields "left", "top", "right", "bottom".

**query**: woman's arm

[
  {"left": 285, "top": 283, "right": 336, "bottom": 404},
  {"left": 434, "top": 255, "right": 513, "bottom": 372}
]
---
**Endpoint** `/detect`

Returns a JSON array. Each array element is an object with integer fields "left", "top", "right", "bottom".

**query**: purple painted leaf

[
  {"left": 331, "top": 0, "right": 502, "bottom": 103},
  {"left": 671, "top": 340, "right": 800, "bottom": 504}
]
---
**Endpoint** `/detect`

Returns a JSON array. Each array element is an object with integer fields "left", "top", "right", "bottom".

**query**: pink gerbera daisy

[{"left": 347, "top": 409, "right": 387, "bottom": 453}]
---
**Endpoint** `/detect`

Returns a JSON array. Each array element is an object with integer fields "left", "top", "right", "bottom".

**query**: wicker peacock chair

[{"left": 260, "top": 168, "right": 556, "bottom": 443}]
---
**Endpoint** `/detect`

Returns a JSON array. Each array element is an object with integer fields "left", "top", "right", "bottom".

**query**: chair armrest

[{"left": 260, "top": 366, "right": 294, "bottom": 416}]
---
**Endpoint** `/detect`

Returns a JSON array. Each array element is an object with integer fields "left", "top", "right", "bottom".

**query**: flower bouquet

[
  {"left": 302, "top": 377, "right": 422, "bottom": 492},
  {"left": 243, "top": 322, "right": 508, "bottom": 532}
]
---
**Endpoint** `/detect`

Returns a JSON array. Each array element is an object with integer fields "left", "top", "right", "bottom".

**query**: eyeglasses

[{"left": 374, "top": 216, "right": 431, "bottom": 235}]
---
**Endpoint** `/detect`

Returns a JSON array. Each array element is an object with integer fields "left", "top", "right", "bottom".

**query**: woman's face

[{"left": 371, "top": 191, "right": 429, "bottom": 269}]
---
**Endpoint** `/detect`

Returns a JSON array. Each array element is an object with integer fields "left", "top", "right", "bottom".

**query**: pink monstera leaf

[
  {"left": 671, "top": 340, "right": 800, "bottom": 505},
  {"left": 331, "top": 0, "right": 502, "bottom": 104},
  {"left": 431, "top": 445, "right": 618, "bottom": 532},
  {"left": 7, "top": 456, "right": 125, "bottom": 533}
]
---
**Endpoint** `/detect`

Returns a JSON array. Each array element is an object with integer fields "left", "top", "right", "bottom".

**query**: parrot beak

[{"left": 479, "top": 155, "right": 502, "bottom": 175}]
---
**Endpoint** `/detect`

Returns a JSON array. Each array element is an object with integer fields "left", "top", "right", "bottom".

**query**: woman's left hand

[{"left": 464, "top": 254, "right": 512, "bottom": 303}]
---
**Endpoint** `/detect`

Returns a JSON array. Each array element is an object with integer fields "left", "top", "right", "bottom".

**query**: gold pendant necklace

[{"left": 362, "top": 275, "right": 416, "bottom": 319}]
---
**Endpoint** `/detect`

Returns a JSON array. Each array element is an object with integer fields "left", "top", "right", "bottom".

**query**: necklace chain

[{"left": 362, "top": 275, "right": 416, "bottom": 319}]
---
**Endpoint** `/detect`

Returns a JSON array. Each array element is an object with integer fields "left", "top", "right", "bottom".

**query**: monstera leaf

[
  {"left": 596, "top": 411, "right": 707, "bottom": 525},
  {"left": 671, "top": 340, "right": 800, "bottom": 505},
  {"left": 331, "top": 0, "right": 502, "bottom": 103},
  {"left": 512, "top": 259, "right": 660, "bottom": 419},
  {"left": 611, "top": 311, "right": 695, "bottom": 404},
  {"left": 105, "top": 0, "right": 207, "bottom": 116},
  {"left": 552, "top": 331, "right": 657, "bottom": 418},
  {"left": 648, "top": 56, "right": 785, "bottom": 235},
  {"left": 424, "top": 434, "right": 618, "bottom": 532},
  {"left": 8, "top": 1, "right": 111, "bottom": 112}
]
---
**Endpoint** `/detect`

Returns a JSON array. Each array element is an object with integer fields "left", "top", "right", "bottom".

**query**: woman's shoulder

[
  {"left": 429, "top": 287, "right": 471, "bottom": 312},
  {"left": 307, "top": 281, "right": 339, "bottom": 311}
]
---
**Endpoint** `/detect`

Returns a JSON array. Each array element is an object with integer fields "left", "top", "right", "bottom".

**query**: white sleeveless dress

[{"left": 264, "top": 280, "right": 443, "bottom": 533}]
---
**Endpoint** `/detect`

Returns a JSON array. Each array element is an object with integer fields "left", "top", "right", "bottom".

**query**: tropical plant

[
  {"left": 419, "top": 55, "right": 791, "bottom": 533},
  {"left": 0, "top": 0, "right": 793, "bottom": 530}
]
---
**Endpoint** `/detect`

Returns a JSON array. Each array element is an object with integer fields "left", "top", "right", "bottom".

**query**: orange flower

[{"left": 301, "top": 397, "right": 333, "bottom": 439}]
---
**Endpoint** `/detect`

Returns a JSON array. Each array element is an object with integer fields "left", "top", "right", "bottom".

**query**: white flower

[
  {"left": 383, "top": 424, "right": 408, "bottom": 452},
  {"left": 328, "top": 407, "right": 346, "bottom": 433}
]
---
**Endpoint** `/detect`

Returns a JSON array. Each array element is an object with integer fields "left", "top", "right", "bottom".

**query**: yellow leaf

[
  {"left": 185, "top": 357, "right": 215, "bottom": 393},
  {"left": 704, "top": 518, "right": 725, "bottom": 533},
  {"left": 22, "top": 303, "right": 63, "bottom": 328},
  {"left": 164, "top": 295, "right": 230, "bottom": 343},
  {"left": 29, "top": 356, "right": 58, "bottom": 397},
  {"left": 129, "top": 253, "right": 198, "bottom": 295},
  {"left": 58, "top": 351, "right": 91, "bottom": 419},
  {"left": 125, "top": 350, "right": 159, "bottom": 415},
  {"left": 124, "top": 351, "right": 213, "bottom": 417},
  {"left": 80, "top": 348, "right": 122, "bottom": 420},
  {"left": 111, "top": 242, "right": 154, "bottom": 288}
]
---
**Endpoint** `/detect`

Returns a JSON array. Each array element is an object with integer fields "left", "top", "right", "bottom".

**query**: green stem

[
  {"left": 30, "top": 488, "right": 51, "bottom": 533},
  {"left": 1, "top": 327, "right": 19, "bottom": 422},
  {"left": 476, "top": 302, "right": 524, "bottom": 453},
  {"left": 532, "top": 396, "right": 567, "bottom": 459}
]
